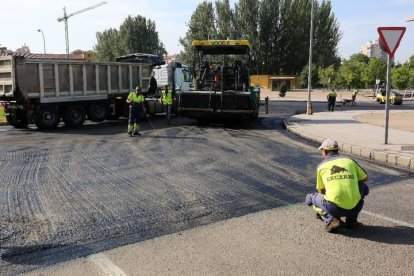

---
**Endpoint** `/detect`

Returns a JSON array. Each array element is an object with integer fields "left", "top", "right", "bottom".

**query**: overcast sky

[{"left": 1, "top": 0, "right": 413, "bottom": 63}]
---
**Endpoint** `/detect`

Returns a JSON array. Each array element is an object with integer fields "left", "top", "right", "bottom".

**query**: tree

[
  {"left": 257, "top": 0, "right": 280, "bottom": 74},
  {"left": 300, "top": 64, "right": 318, "bottom": 88},
  {"left": 361, "top": 57, "right": 387, "bottom": 88},
  {"left": 215, "top": 0, "right": 234, "bottom": 40},
  {"left": 94, "top": 28, "right": 122, "bottom": 61},
  {"left": 234, "top": 0, "right": 260, "bottom": 67},
  {"left": 313, "top": 0, "right": 342, "bottom": 69},
  {"left": 94, "top": 15, "right": 166, "bottom": 61},
  {"left": 391, "top": 65, "right": 410, "bottom": 89},
  {"left": 338, "top": 59, "right": 365, "bottom": 89},
  {"left": 179, "top": 1, "right": 217, "bottom": 65},
  {"left": 119, "top": 15, "right": 166, "bottom": 57},
  {"left": 349, "top": 53, "right": 370, "bottom": 64},
  {"left": 180, "top": 0, "right": 341, "bottom": 75},
  {"left": 318, "top": 65, "right": 335, "bottom": 89}
]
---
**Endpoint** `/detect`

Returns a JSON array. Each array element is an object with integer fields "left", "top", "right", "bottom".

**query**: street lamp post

[
  {"left": 37, "top": 29, "right": 46, "bottom": 58},
  {"left": 306, "top": 0, "right": 315, "bottom": 115}
]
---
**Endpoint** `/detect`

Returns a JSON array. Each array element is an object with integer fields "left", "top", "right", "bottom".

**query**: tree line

[
  {"left": 312, "top": 53, "right": 414, "bottom": 90},
  {"left": 94, "top": 0, "right": 341, "bottom": 76},
  {"left": 179, "top": 0, "right": 341, "bottom": 75},
  {"left": 93, "top": 1, "right": 414, "bottom": 90}
]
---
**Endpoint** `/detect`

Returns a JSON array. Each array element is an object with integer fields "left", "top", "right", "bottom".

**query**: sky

[{"left": 1, "top": 0, "right": 414, "bottom": 63}]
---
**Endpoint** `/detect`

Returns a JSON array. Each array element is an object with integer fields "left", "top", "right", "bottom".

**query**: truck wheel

[
  {"left": 64, "top": 105, "right": 86, "bottom": 127},
  {"left": 87, "top": 102, "right": 108, "bottom": 122},
  {"left": 6, "top": 112, "right": 29, "bottom": 128},
  {"left": 33, "top": 106, "right": 60, "bottom": 130}
]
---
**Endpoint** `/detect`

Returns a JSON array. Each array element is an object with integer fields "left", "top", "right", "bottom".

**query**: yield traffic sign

[{"left": 377, "top": 27, "right": 406, "bottom": 57}]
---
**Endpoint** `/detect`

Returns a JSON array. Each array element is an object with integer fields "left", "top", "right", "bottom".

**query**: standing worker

[
  {"left": 148, "top": 71, "right": 157, "bottom": 95},
  {"left": 305, "top": 139, "right": 369, "bottom": 233},
  {"left": 126, "top": 86, "right": 146, "bottom": 137},
  {"left": 351, "top": 89, "right": 358, "bottom": 106},
  {"left": 327, "top": 89, "right": 337, "bottom": 112},
  {"left": 161, "top": 85, "right": 173, "bottom": 125}
]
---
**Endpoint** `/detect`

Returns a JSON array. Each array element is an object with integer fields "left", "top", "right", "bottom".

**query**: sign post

[{"left": 377, "top": 27, "right": 406, "bottom": 144}]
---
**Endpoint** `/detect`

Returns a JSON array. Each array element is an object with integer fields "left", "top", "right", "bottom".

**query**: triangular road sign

[{"left": 377, "top": 27, "right": 406, "bottom": 57}]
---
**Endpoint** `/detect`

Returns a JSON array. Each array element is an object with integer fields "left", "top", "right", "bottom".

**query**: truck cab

[{"left": 116, "top": 54, "right": 193, "bottom": 116}]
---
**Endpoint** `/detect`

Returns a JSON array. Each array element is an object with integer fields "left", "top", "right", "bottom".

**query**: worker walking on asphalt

[
  {"left": 351, "top": 89, "right": 358, "bottom": 106},
  {"left": 161, "top": 85, "right": 173, "bottom": 125},
  {"left": 305, "top": 139, "right": 369, "bottom": 233},
  {"left": 126, "top": 86, "right": 146, "bottom": 137},
  {"left": 327, "top": 89, "right": 337, "bottom": 112}
]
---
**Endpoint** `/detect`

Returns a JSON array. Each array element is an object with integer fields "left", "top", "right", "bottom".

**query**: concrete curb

[{"left": 284, "top": 117, "right": 414, "bottom": 171}]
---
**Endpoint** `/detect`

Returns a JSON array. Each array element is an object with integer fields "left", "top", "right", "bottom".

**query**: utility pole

[
  {"left": 57, "top": 1, "right": 107, "bottom": 59},
  {"left": 306, "top": 0, "right": 315, "bottom": 115}
]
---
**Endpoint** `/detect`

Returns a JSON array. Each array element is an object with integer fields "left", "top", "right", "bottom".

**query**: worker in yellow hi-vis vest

[
  {"left": 327, "top": 89, "right": 337, "bottom": 112},
  {"left": 161, "top": 85, "right": 173, "bottom": 125},
  {"left": 305, "top": 139, "right": 369, "bottom": 233},
  {"left": 126, "top": 86, "right": 146, "bottom": 137}
]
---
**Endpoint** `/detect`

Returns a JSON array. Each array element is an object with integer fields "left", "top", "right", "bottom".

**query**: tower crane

[{"left": 57, "top": 1, "right": 107, "bottom": 58}]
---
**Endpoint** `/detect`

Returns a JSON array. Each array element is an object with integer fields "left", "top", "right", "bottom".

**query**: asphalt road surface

[{"left": 0, "top": 101, "right": 413, "bottom": 275}]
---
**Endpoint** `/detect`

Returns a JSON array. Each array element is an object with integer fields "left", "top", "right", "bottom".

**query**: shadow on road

[
  {"left": 341, "top": 225, "right": 414, "bottom": 245},
  {"left": 1, "top": 243, "right": 92, "bottom": 266}
]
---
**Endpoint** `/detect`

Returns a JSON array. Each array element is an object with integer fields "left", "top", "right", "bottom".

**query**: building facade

[{"left": 361, "top": 40, "right": 387, "bottom": 60}]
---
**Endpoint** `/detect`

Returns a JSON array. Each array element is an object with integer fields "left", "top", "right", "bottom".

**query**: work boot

[
  {"left": 133, "top": 132, "right": 141, "bottom": 136},
  {"left": 325, "top": 217, "right": 341, "bottom": 233},
  {"left": 128, "top": 132, "right": 133, "bottom": 137}
]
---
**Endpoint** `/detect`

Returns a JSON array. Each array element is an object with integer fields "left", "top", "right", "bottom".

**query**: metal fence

[{"left": 402, "top": 90, "right": 414, "bottom": 98}]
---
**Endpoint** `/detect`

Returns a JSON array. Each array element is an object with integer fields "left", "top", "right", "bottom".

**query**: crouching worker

[
  {"left": 126, "top": 86, "right": 146, "bottom": 137},
  {"left": 305, "top": 139, "right": 369, "bottom": 233}
]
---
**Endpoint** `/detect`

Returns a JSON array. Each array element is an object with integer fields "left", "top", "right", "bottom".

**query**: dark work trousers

[
  {"left": 327, "top": 98, "right": 336, "bottom": 112},
  {"left": 305, "top": 193, "right": 364, "bottom": 224},
  {"left": 128, "top": 104, "right": 142, "bottom": 133}
]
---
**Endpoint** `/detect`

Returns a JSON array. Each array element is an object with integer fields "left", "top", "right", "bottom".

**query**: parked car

[{"left": 376, "top": 90, "right": 403, "bottom": 105}]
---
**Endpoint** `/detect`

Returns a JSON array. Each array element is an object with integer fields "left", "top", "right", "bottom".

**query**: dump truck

[
  {"left": 0, "top": 54, "right": 153, "bottom": 129},
  {"left": 178, "top": 40, "right": 259, "bottom": 123}
]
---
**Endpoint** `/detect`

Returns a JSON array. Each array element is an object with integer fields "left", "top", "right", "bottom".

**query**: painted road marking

[
  {"left": 89, "top": 253, "right": 128, "bottom": 276},
  {"left": 362, "top": 210, "right": 414, "bottom": 228}
]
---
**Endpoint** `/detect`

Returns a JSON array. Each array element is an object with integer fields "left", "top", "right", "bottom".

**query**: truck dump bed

[{"left": 0, "top": 55, "right": 152, "bottom": 103}]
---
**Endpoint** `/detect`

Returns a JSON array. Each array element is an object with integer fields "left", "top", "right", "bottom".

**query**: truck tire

[
  {"left": 6, "top": 112, "right": 29, "bottom": 128},
  {"left": 64, "top": 105, "right": 86, "bottom": 127},
  {"left": 87, "top": 102, "right": 108, "bottom": 122},
  {"left": 33, "top": 106, "right": 60, "bottom": 130}
]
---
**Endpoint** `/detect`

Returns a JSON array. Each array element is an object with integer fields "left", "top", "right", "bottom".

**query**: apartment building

[{"left": 361, "top": 39, "right": 387, "bottom": 60}]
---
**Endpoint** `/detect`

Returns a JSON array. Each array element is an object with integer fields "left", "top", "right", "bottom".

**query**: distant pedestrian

[
  {"left": 161, "top": 85, "right": 173, "bottom": 125},
  {"left": 327, "top": 89, "right": 337, "bottom": 112},
  {"left": 148, "top": 71, "right": 158, "bottom": 95},
  {"left": 305, "top": 139, "right": 369, "bottom": 233},
  {"left": 351, "top": 89, "right": 358, "bottom": 106},
  {"left": 126, "top": 86, "right": 146, "bottom": 136}
]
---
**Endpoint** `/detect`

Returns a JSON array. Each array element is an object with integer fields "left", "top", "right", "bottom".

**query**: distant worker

[
  {"left": 126, "top": 86, "right": 146, "bottom": 137},
  {"left": 305, "top": 139, "right": 369, "bottom": 233},
  {"left": 351, "top": 89, "right": 358, "bottom": 106},
  {"left": 161, "top": 85, "right": 173, "bottom": 125},
  {"left": 148, "top": 71, "right": 158, "bottom": 95},
  {"left": 327, "top": 89, "right": 337, "bottom": 112}
]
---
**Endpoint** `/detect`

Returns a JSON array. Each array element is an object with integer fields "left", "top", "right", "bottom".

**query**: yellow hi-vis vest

[
  {"left": 316, "top": 156, "right": 367, "bottom": 209},
  {"left": 162, "top": 90, "right": 173, "bottom": 105},
  {"left": 127, "top": 92, "right": 144, "bottom": 103}
]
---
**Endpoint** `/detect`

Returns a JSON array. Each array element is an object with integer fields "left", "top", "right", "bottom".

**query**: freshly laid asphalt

[{"left": 19, "top": 89, "right": 414, "bottom": 275}]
